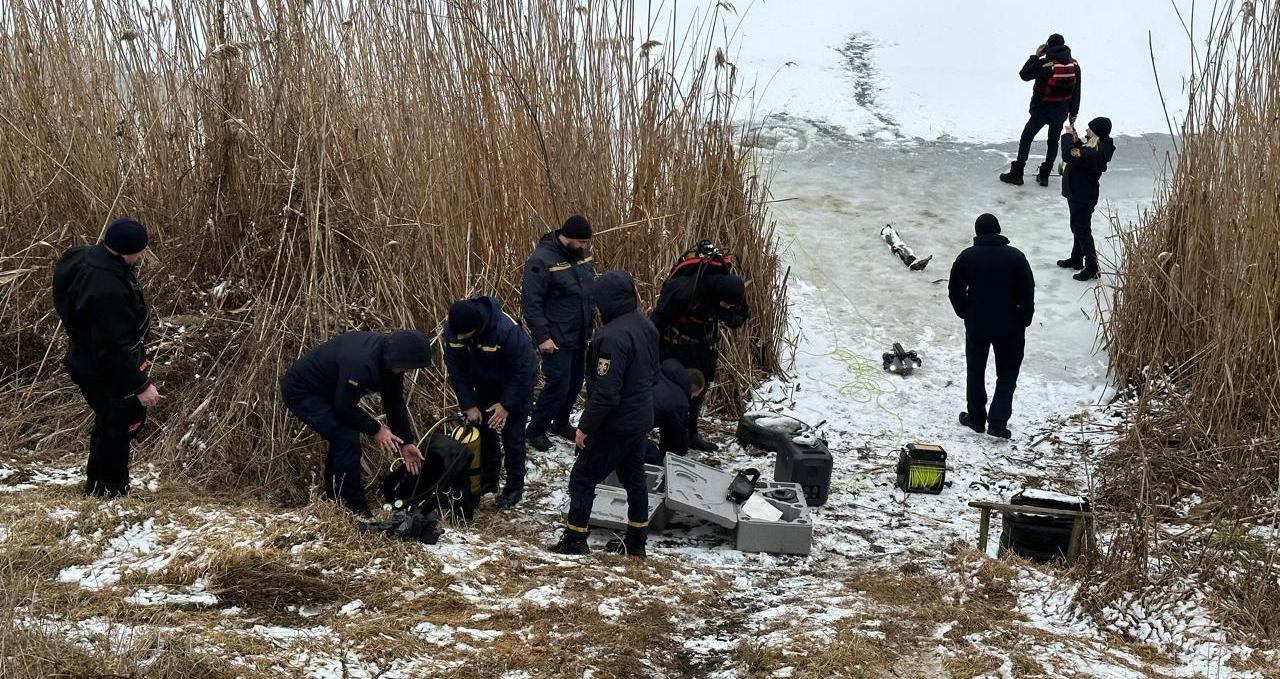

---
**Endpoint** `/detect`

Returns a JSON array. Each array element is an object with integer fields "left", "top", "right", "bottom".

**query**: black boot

[
  {"left": 1056, "top": 257, "right": 1084, "bottom": 270},
  {"left": 552, "top": 423, "right": 578, "bottom": 442},
  {"left": 988, "top": 426, "right": 1012, "bottom": 440},
  {"left": 958, "top": 412, "right": 984, "bottom": 434},
  {"left": 1073, "top": 258, "right": 1100, "bottom": 281},
  {"left": 999, "top": 161, "right": 1025, "bottom": 186},
  {"left": 495, "top": 485, "right": 523, "bottom": 509},
  {"left": 605, "top": 528, "right": 647, "bottom": 558},
  {"left": 690, "top": 437, "right": 719, "bottom": 453},
  {"left": 548, "top": 531, "right": 590, "bottom": 555},
  {"left": 526, "top": 426, "right": 552, "bottom": 452},
  {"left": 1035, "top": 163, "right": 1052, "bottom": 186},
  {"left": 84, "top": 478, "right": 128, "bottom": 499}
]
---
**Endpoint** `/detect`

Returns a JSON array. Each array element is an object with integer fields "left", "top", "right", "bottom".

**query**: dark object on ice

[
  {"left": 998, "top": 490, "right": 1092, "bottom": 564},
  {"left": 736, "top": 412, "right": 833, "bottom": 506},
  {"left": 1056, "top": 257, "right": 1084, "bottom": 270},
  {"left": 959, "top": 411, "right": 985, "bottom": 434},
  {"left": 882, "top": 342, "right": 922, "bottom": 375},
  {"left": 896, "top": 443, "right": 947, "bottom": 494},
  {"left": 356, "top": 506, "right": 445, "bottom": 545},
  {"left": 726, "top": 468, "right": 762, "bottom": 503},
  {"left": 879, "top": 224, "right": 933, "bottom": 270}
]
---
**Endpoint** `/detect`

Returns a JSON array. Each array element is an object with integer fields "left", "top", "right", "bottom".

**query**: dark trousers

[
  {"left": 69, "top": 369, "right": 146, "bottom": 497},
  {"left": 529, "top": 347, "right": 585, "bottom": 433},
  {"left": 281, "top": 383, "right": 367, "bottom": 513},
  {"left": 1016, "top": 105, "right": 1070, "bottom": 171},
  {"left": 964, "top": 330, "right": 1025, "bottom": 431},
  {"left": 659, "top": 343, "right": 717, "bottom": 441},
  {"left": 475, "top": 392, "right": 530, "bottom": 493},
  {"left": 565, "top": 429, "right": 649, "bottom": 541},
  {"left": 1068, "top": 200, "right": 1097, "bottom": 264}
]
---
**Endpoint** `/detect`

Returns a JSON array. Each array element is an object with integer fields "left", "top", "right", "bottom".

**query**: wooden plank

[
  {"left": 977, "top": 508, "right": 991, "bottom": 554},
  {"left": 967, "top": 500, "right": 1093, "bottom": 519},
  {"left": 1066, "top": 516, "right": 1084, "bottom": 564}
]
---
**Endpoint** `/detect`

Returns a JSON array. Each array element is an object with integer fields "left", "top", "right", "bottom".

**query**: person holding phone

[
  {"left": 1059, "top": 117, "right": 1116, "bottom": 281},
  {"left": 1001, "top": 34, "right": 1082, "bottom": 187}
]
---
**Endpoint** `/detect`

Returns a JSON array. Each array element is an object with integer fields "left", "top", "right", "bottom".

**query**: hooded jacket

[
  {"left": 653, "top": 358, "right": 693, "bottom": 455},
  {"left": 52, "top": 244, "right": 152, "bottom": 398},
  {"left": 651, "top": 273, "right": 751, "bottom": 350},
  {"left": 442, "top": 296, "right": 537, "bottom": 412},
  {"left": 1060, "top": 134, "right": 1116, "bottom": 208},
  {"left": 520, "top": 230, "right": 596, "bottom": 349},
  {"left": 1020, "top": 43, "right": 1082, "bottom": 119},
  {"left": 948, "top": 235, "right": 1036, "bottom": 338},
  {"left": 281, "top": 330, "right": 431, "bottom": 442},
  {"left": 578, "top": 271, "right": 659, "bottom": 438}
]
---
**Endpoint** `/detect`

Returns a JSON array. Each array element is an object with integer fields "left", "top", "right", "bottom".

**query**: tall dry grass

[
  {"left": 0, "top": 0, "right": 787, "bottom": 500},
  {"left": 1090, "top": 0, "right": 1280, "bottom": 639}
]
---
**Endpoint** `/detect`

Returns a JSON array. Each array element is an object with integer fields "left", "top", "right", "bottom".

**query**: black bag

[{"left": 380, "top": 432, "right": 478, "bottom": 521}]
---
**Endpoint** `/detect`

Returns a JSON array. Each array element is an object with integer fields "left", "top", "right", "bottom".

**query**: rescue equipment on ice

[
  {"left": 879, "top": 224, "right": 933, "bottom": 271},
  {"left": 735, "top": 411, "right": 833, "bottom": 506},
  {"left": 896, "top": 442, "right": 947, "bottom": 494},
  {"left": 882, "top": 342, "right": 922, "bottom": 375},
  {"left": 670, "top": 239, "right": 735, "bottom": 279}
]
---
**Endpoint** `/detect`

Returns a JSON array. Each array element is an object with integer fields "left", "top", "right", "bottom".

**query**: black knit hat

[
  {"left": 447, "top": 299, "right": 484, "bottom": 335},
  {"left": 1047, "top": 33, "right": 1065, "bottom": 47},
  {"left": 975, "top": 213, "right": 1001, "bottom": 236},
  {"left": 1088, "top": 116, "right": 1113, "bottom": 138},
  {"left": 103, "top": 217, "right": 148, "bottom": 255},
  {"left": 560, "top": 215, "right": 592, "bottom": 240}
]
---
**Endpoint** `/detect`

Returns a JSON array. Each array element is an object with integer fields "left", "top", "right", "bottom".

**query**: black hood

[
  {"left": 595, "top": 270, "right": 637, "bottom": 322},
  {"left": 382, "top": 329, "right": 432, "bottom": 371},
  {"left": 659, "top": 358, "right": 692, "bottom": 394},
  {"left": 1045, "top": 44, "right": 1072, "bottom": 63},
  {"left": 472, "top": 296, "right": 501, "bottom": 337},
  {"left": 973, "top": 234, "right": 1011, "bottom": 247}
]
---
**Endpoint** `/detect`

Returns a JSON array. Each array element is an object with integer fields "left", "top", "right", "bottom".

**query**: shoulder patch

[
  {"left": 596, "top": 355, "right": 612, "bottom": 376},
  {"left": 1070, "top": 148, "right": 1082, "bottom": 157}
]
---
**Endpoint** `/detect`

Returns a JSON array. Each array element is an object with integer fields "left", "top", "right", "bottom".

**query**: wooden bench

[{"left": 968, "top": 500, "right": 1095, "bottom": 565}]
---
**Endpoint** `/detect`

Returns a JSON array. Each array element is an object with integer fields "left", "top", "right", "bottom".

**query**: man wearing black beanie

[
  {"left": 948, "top": 214, "right": 1035, "bottom": 440},
  {"left": 52, "top": 217, "right": 159, "bottom": 498},
  {"left": 520, "top": 215, "right": 597, "bottom": 452},
  {"left": 442, "top": 296, "right": 537, "bottom": 508},
  {"left": 1001, "top": 33, "right": 1082, "bottom": 187}
]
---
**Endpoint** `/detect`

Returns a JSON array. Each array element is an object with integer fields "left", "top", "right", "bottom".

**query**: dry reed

[
  {"left": 1090, "top": 0, "right": 1280, "bottom": 640},
  {"left": 0, "top": 0, "right": 787, "bottom": 500}
]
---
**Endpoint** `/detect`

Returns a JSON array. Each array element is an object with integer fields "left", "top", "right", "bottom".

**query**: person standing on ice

[
  {"left": 549, "top": 271, "right": 658, "bottom": 558},
  {"left": 651, "top": 270, "right": 750, "bottom": 453},
  {"left": 1058, "top": 117, "right": 1115, "bottom": 281},
  {"left": 52, "top": 217, "right": 160, "bottom": 498},
  {"left": 280, "top": 330, "right": 431, "bottom": 515},
  {"left": 520, "top": 215, "right": 596, "bottom": 453},
  {"left": 441, "top": 296, "right": 537, "bottom": 508},
  {"left": 948, "top": 214, "right": 1035, "bottom": 440},
  {"left": 1000, "top": 34, "right": 1081, "bottom": 187}
]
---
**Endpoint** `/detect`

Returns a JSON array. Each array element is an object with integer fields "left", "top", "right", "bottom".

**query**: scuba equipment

[
  {"left": 669, "top": 239, "right": 735, "bottom": 280},
  {"left": 882, "top": 343, "right": 922, "bottom": 375},
  {"left": 896, "top": 443, "right": 947, "bottom": 494},
  {"left": 361, "top": 414, "right": 481, "bottom": 544},
  {"left": 726, "top": 468, "right": 761, "bottom": 503}
]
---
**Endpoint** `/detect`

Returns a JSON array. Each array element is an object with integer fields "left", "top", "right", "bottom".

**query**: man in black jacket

[
  {"left": 442, "top": 296, "right": 538, "bottom": 508},
  {"left": 280, "top": 330, "right": 431, "bottom": 514},
  {"left": 651, "top": 272, "right": 749, "bottom": 453},
  {"left": 645, "top": 359, "right": 704, "bottom": 465},
  {"left": 948, "top": 214, "right": 1035, "bottom": 440},
  {"left": 521, "top": 215, "right": 596, "bottom": 452},
  {"left": 52, "top": 217, "right": 159, "bottom": 498},
  {"left": 549, "top": 271, "right": 658, "bottom": 558},
  {"left": 1001, "top": 34, "right": 1082, "bottom": 187},
  {"left": 1059, "top": 117, "right": 1116, "bottom": 281}
]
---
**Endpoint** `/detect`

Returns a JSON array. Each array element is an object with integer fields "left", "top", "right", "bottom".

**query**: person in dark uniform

[
  {"left": 1058, "top": 117, "right": 1116, "bottom": 281},
  {"left": 52, "top": 217, "right": 158, "bottom": 498},
  {"left": 521, "top": 215, "right": 596, "bottom": 452},
  {"left": 651, "top": 272, "right": 749, "bottom": 452},
  {"left": 549, "top": 270, "right": 658, "bottom": 558},
  {"left": 644, "top": 359, "right": 705, "bottom": 465},
  {"left": 442, "top": 296, "right": 537, "bottom": 508},
  {"left": 1000, "top": 34, "right": 1082, "bottom": 187},
  {"left": 280, "top": 330, "right": 431, "bottom": 514},
  {"left": 948, "top": 214, "right": 1035, "bottom": 440}
]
